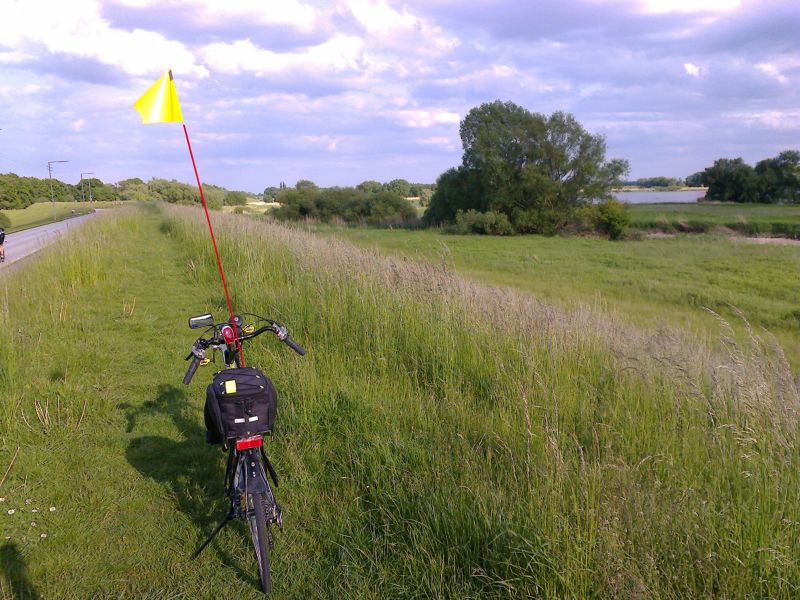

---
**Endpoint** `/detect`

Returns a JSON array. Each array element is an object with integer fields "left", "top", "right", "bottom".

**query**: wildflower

[
  {"left": 25, "top": 499, "right": 31, "bottom": 505},
  {"left": 31, "top": 509, "right": 38, "bottom": 513},
  {"left": 30, "top": 522, "right": 36, "bottom": 527},
  {"left": 49, "top": 507, "right": 56, "bottom": 512},
  {"left": 40, "top": 533, "right": 47, "bottom": 539},
  {"left": 0, "top": 497, "right": 5, "bottom": 502},
  {"left": 7, "top": 509, "right": 15, "bottom": 515}
]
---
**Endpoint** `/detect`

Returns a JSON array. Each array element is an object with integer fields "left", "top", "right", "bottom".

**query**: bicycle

[{"left": 182, "top": 311, "right": 305, "bottom": 594}]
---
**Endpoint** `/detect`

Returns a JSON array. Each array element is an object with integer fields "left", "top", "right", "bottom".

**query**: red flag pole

[{"left": 182, "top": 123, "right": 245, "bottom": 366}]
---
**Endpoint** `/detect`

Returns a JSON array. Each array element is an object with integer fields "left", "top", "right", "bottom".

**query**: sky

[{"left": 0, "top": 0, "right": 798, "bottom": 193}]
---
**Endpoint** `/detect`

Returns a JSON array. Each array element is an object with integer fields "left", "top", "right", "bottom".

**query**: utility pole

[
  {"left": 80, "top": 172, "right": 93, "bottom": 203},
  {"left": 47, "top": 160, "right": 69, "bottom": 222}
]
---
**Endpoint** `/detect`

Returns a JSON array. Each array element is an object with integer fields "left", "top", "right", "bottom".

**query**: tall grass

[{"left": 160, "top": 205, "right": 800, "bottom": 598}]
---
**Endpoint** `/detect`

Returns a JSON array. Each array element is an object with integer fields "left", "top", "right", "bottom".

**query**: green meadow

[
  {"left": 0, "top": 201, "right": 115, "bottom": 233},
  {"left": 1, "top": 204, "right": 798, "bottom": 598},
  {"left": 628, "top": 202, "right": 800, "bottom": 236}
]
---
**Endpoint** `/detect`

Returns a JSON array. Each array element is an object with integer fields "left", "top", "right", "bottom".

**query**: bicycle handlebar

[
  {"left": 183, "top": 356, "right": 201, "bottom": 385},
  {"left": 283, "top": 335, "right": 305, "bottom": 356},
  {"left": 181, "top": 313, "right": 304, "bottom": 384}
]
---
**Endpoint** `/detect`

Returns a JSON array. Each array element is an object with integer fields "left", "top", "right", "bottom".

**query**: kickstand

[{"left": 192, "top": 511, "right": 234, "bottom": 559}]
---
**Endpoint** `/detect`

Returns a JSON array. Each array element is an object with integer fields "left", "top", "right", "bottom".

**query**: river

[{"left": 612, "top": 189, "right": 705, "bottom": 204}]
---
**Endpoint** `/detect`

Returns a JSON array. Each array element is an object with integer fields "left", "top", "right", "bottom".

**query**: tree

[
  {"left": 684, "top": 171, "right": 704, "bottom": 187},
  {"left": 295, "top": 179, "right": 317, "bottom": 190},
  {"left": 263, "top": 186, "right": 281, "bottom": 200},
  {"left": 384, "top": 178, "right": 412, "bottom": 197},
  {"left": 224, "top": 191, "right": 247, "bottom": 206},
  {"left": 426, "top": 101, "right": 629, "bottom": 233},
  {"left": 702, "top": 158, "right": 760, "bottom": 203},
  {"left": 754, "top": 150, "right": 800, "bottom": 203},
  {"left": 356, "top": 180, "right": 382, "bottom": 193},
  {"left": 424, "top": 167, "right": 486, "bottom": 225},
  {"left": 272, "top": 186, "right": 415, "bottom": 224}
]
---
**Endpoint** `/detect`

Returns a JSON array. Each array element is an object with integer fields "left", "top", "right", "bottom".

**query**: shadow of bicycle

[
  {"left": 123, "top": 383, "right": 261, "bottom": 590},
  {"left": 0, "top": 542, "right": 41, "bottom": 600}
]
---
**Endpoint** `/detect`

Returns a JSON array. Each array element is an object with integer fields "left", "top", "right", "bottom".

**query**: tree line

[
  {"left": 0, "top": 174, "right": 253, "bottom": 210},
  {"left": 686, "top": 151, "right": 800, "bottom": 203},
  {"left": 269, "top": 181, "right": 419, "bottom": 225}
]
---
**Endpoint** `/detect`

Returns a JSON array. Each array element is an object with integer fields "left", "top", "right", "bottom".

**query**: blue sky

[{"left": 0, "top": 0, "right": 797, "bottom": 192}]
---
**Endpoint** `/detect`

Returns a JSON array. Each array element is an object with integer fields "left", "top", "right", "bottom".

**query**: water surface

[{"left": 613, "top": 190, "right": 705, "bottom": 204}]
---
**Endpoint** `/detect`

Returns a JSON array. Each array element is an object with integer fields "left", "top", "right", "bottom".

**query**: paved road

[{"left": 0, "top": 212, "right": 100, "bottom": 268}]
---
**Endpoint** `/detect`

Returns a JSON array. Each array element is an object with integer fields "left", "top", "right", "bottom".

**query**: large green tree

[
  {"left": 425, "top": 101, "right": 629, "bottom": 233},
  {"left": 702, "top": 158, "right": 760, "bottom": 203},
  {"left": 754, "top": 150, "right": 800, "bottom": 203}
]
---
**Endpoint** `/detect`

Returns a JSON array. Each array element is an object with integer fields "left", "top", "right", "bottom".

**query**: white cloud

[
  {"left": 201, "top": 35, "right": 364, "bottom": 76},
  {"left": 684, "top": 62, "right": 701, "bottom": 77},
  {"left": 724, "top": 109, "right": 800, "bottom": 129},
  {"left": 417, "top": 136, "right": 459, "bottom": 150},
  {"left": 0, "top": 0, "right": 207, "bottom": 78},
  {"left": 109, "top": 0, "right": 318, "bottom": 31},
  {"left": 340, "top": 0, "right": 458, "bottom": 55},
  {"left": 0, "top": 83, "right": 51, "bottom": 98},
  {"left": 394, "top": 109, "right": 460, "bottom": 128},
  {"left": 71, "top": 118, "right": 87, "bottom": 132},
  {"left": 600, "top": 0, "right": 742, "bottom": 14},
  {"left": 345, "top": 0, "right": 418, "bottom": 35},
  {"left": 755, "top": 62, "right": 789, "bottom": 85}
]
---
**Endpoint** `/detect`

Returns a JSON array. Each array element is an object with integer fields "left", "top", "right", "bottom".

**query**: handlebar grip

[
  {"left": 183, "top": 356, "right": 201, "bottom": 385},
  {"left": 284, "top": 335, "right": 306, "bottom": 356}
]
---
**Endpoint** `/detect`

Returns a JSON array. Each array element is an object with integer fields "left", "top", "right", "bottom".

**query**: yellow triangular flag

[{"left": 134, "top": 69, "right": 184, "bottom": 124}]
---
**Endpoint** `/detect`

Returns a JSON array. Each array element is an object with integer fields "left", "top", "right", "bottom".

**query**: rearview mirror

[{"left": 189, "top": 314, "right": 214, "bottom": 329}]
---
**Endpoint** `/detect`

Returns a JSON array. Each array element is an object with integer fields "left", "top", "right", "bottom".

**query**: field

[
  {"left": 628, "top": 202, "right": 800, "bottom": 237},
  {"left": 0, "top": 201, "right": 117, "bottom": 232},
  {"left": 1, "top": 205, "right": 798, "bottom": 597}
]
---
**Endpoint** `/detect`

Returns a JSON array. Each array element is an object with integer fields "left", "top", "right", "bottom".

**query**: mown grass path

[{"left": 0, "top": 208, "right": 276, "bottom": 598}]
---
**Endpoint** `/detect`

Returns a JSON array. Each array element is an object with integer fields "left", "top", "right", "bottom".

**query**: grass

[
  {"left": 1, "top": 204, "right": 799, "bottom": 597},
  {"left": 311, "top": 225, "right": 800, "bottom": 367},
  {"left": 0, "top": 201, "right": 118, "bottom": 233},
  {"left": 628, "top": 202, "right": 800, "bottom": 237}
]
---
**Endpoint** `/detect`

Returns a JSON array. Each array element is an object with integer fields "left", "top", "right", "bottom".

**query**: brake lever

[{"left": 186, "top": 338, "right": 209, "bottom": 360}]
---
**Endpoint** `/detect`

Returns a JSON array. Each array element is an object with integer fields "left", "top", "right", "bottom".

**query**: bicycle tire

[{"left": 248, "top": 492, "right": 272, "bottom": 594}]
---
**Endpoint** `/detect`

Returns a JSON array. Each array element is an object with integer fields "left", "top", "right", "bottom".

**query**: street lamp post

[
  {"left": 47, "top": 160, "right": 69, "bottom": 222},
  {"left": 80, "top": 172, "right": 94, "bottom": 203}
]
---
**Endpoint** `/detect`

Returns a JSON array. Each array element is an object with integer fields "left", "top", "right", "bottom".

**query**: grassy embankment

[
  {"left": 1, "top": 204, "right": 799, "bottom": 597},
  {"left": 628, "top": 202, "right": 800, "bottom": 237},
  {"left": 0, "top": 201, "right": 118, "bottom": 233},
  {"left": 320, "top": 226, "right": 800, "bottom": 367}
]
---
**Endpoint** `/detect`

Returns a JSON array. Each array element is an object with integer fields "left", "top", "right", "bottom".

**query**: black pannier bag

[{"left": 204, "top": 367, "right": 277, "bottom": 444}]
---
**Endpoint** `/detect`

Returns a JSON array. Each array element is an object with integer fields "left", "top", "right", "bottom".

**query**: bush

[
  {"left": 0, "top": 212, "right": 10, "bottom": 229},
  {"left": 224, "top": 191, "right": 248, "bottom": 206},
  {"left": 453, "top": 210, "right": 514, "bottom": 235},
  {"left": 512, "top": 208, "right": 569, "bottom": 235},
  {"left": 273, "top": 187, "right": 416, "bottom": 225},
  {"left": 596, "top": 198, "right": 630, "bottom": 240}
]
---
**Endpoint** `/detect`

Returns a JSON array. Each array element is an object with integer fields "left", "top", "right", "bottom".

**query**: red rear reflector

[
  {"left": 221, "top": 325, "right": 235, "bottom": 343},
  {"left": 236, "top": 436, "right": 263, "bottom": 450}
]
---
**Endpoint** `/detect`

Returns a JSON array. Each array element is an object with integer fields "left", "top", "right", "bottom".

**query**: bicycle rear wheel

[{"left": 248, "top": 492, "right": 272, "bottom": 594}]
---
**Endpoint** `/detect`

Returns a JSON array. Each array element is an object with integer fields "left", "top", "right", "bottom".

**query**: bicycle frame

[{"left": 185, "top": 312, "right": 303, "bottom": 594}]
